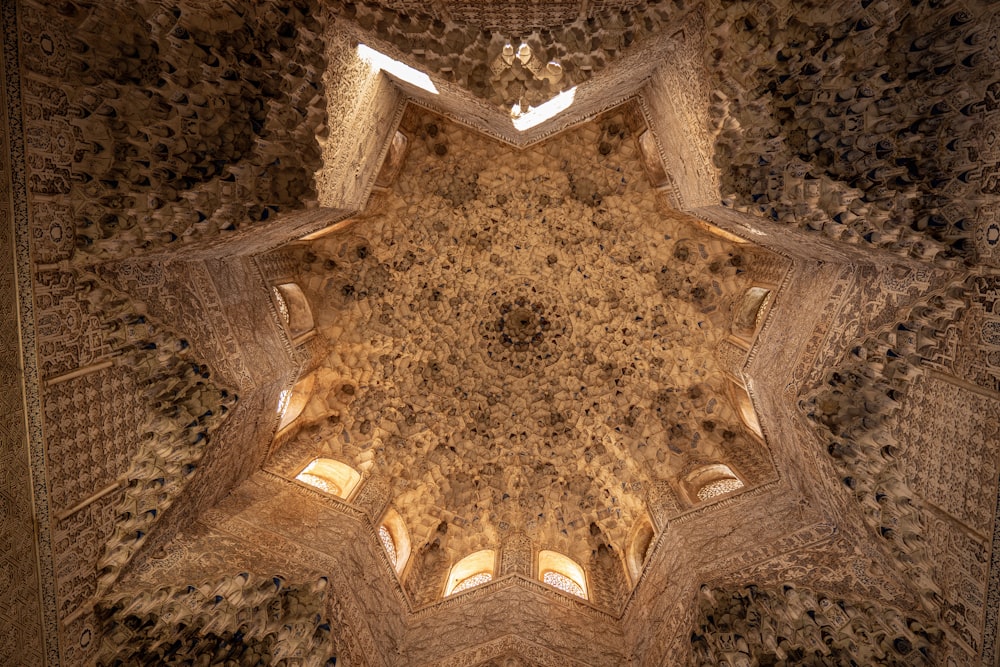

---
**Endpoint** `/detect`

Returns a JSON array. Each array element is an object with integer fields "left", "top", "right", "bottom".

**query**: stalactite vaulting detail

[
  {"left": 691, "top": 584, "right": 942, "bottom": 666},
  {"left": 800, "top": 280, "right": 969, "bottom": 620},
  {"left": 67, "top": 269, "right": 238, "bottom": 596},
  {"left": 52, "top": 0, "right": 330, "bottom": 262},
  {"left": 6, "top": 0, "right": 1000, "bottom": 664},
  {"left": 96, "top": 574, "right": 336, "bottom": 666},
  {"left": 705, "top": 0, "right": 1000, "bottom": 265}
]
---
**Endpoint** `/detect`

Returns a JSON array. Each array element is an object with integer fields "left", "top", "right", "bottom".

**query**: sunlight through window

[
  {"left": 451, "top": 572, "right": 492, "bottom": 594},
  {"left": 378, "top": 524, "right": 397, "bottom": 566},
  {"left": 358, "top": 44, "right": 438, "bottom": 94},
  {"left": 445, "top": 549, "right": 496, "bottom": 596},
  {"left": 543, "top": 570, "right": 586, "bottom": 599},
  {"left": 511, "top": 87, "right": 577, "bottom": 132}
]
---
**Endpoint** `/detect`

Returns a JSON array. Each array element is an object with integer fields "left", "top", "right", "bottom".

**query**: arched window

[
  {"left": 697, "top": 478, "right": 745, "bottom": 501},
  {"left": 684, "top": 463, "right": 745, "bottom": 504},
  {"left": 637, "top": 129, "right": 669, "bottom": 188},
  {"left": 272, "top": 282, "right": 314, "bottom": 339},
  {"left": 729, "top": 379, "right": 763, "bottom": 438},
  {"left": 374, "top": 130, "right": 409, "bottom": 188},
  {"left": 732, "top": 286, "right": 772, "bottom": 338},
  {"left": 378, "top": 508, "right": 411, "bottom": 575},
  {"left": 277, "top": 374, "right": 315, "bottom": 431},
  {"left": 538, "top": 550, "right": 588, "bottom": 600},
  {"left": 295, "top": 458, "right": 361, "bottom": 501},
  {"left": 626, "top": 518, "right": 656, "bottom": 583},
  {"left": 444, "top": 549, "right": 496, "bottom": 596}
]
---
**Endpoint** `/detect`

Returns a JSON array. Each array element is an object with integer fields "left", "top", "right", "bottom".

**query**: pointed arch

[
  {"left": 732, "top": 286, "right": 773, "bottom": 339},
  {"left": 729, "top": 378, "right": 763, "bottom": 437},
  {"left": 272, "top": 282, "right": 314, "bottom": 339}
]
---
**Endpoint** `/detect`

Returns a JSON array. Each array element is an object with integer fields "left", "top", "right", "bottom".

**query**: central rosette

[
  {"left": 498, "top": 301, "right": 546, "bottom": 349},
  {"left": 477, "top": 285, "right": 571, "bottom": 376}
]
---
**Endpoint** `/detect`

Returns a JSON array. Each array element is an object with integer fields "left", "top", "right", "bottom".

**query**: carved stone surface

[
  {"left": 691, "top": 583, "right": 941, "bottom": 666},
  {"left": 6, "top": 0, "right": 1000, "bottom": 664},
  {"left": 282, "top": 106, "right": 781, "bottom": 601},
  {"left": 318, "top": 28, "right": 406, "bottom": 210},
  {"left": 891, "top": 373, "right": 1000, "bottom": 658},
  {"left": 0, "top": 4, "right": 49, "bottom": 661},
  {"left": 97, "top": 572, "right": 336, "bottom": 665}
]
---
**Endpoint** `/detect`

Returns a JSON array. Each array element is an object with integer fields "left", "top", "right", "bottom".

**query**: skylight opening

[
  {"left": 357, "top": 44, "right": 438, "bottom": 95},
  {"left": 272, "top": 287, "right": 290, "bottom": 324},
  {"left": 685, "top": 463, "right": 746, "bottom": 505},
  {"left": 276, "top": 389, "right": 290, "bottom": 416},
  {"left": 696, "top": 477, "right": 745, "bottom": 501},
  {"left": 379, "top": 508, "right": 411, "bottom": 575},
  {"left": 511, "top": 87, "right": 577, "bottom": 132},
  {"left": 277, "top": 374, "right": 315, "bottom": 431}
]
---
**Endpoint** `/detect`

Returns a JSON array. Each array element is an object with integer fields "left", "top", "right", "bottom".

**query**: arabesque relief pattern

[
  {"left": 278, "top": 106, "right": 779, "bottom": 605},
  {"left": 1, "top": 1, "right": 49, "bottom": 660},
  {"left": 691, "top": 583, "right": 941, "bottom": 666},
  {"left": 800, "top": 277, "right": 983, "bottom": 661},
  {"left": 96, "top": 573, "right": 335, "bottom": 665},
  {"left": 6, "top": 0, "right": 1000, "bottom": 664},
  {"left": 706, "top": 0, "right": 1000, "bottom": 266}
]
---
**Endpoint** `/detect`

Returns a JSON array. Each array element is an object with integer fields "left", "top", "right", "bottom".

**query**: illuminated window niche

[
  {"left": 729, "top": 378, "right": 763, "bottom": 438},
  {"left": 684, "top": 463, "right": 745, "bottom": 505},
  {"left": 276, "top": 374, "right": 315, "bottom": 431},
  {"left": 538, "top": 550, "right": 588, "bottom": 600},
  {"left": 626, "top": 517, "right": 656, "bottom": 584},
  {"left": 272, "top": 282, "right": 314, "bottom": 339},
  {"left": 378, "top": 507, "right": 411, "bottom": 575},
  {"left": 637, "top": 129, "right": 669, "bottom": 188},
  {"left": 732, "top": 286, "right": 773, "bottom": 340},
  {"left": 444, "top": 549, "right": 496, "bottom": 596},
  {"left": 295, "top": 458, "right": 361, "bottom": 501},
  {"left": 374, "top": 130, "right": 409, "bottom": 189}
]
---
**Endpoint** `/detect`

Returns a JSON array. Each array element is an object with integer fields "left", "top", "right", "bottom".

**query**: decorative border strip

[
  {"left": 429, "top": 634, "right": 598, "bottom": 667},
  {"left": 634, "top": 91, "right": 685, "bottom": 209},
  {"left": 405, "top": 91, "right": 640, "bottom": 150},
  {"left": 982, "top": 428, "right": 1000, "bottom": 664},
  {"left": 360, "top": 89, "right": 409, "bottom": 205},
  {"left": 703, "top": 520, "right": 839, "bottom": 585},
  {"left": 3, "top": 1, "right": 60, "bottom": 662}
]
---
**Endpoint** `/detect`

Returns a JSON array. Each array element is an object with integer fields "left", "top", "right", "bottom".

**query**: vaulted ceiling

[{"left": 3, "top": 0, "right": 1000, "bottom": 666}]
